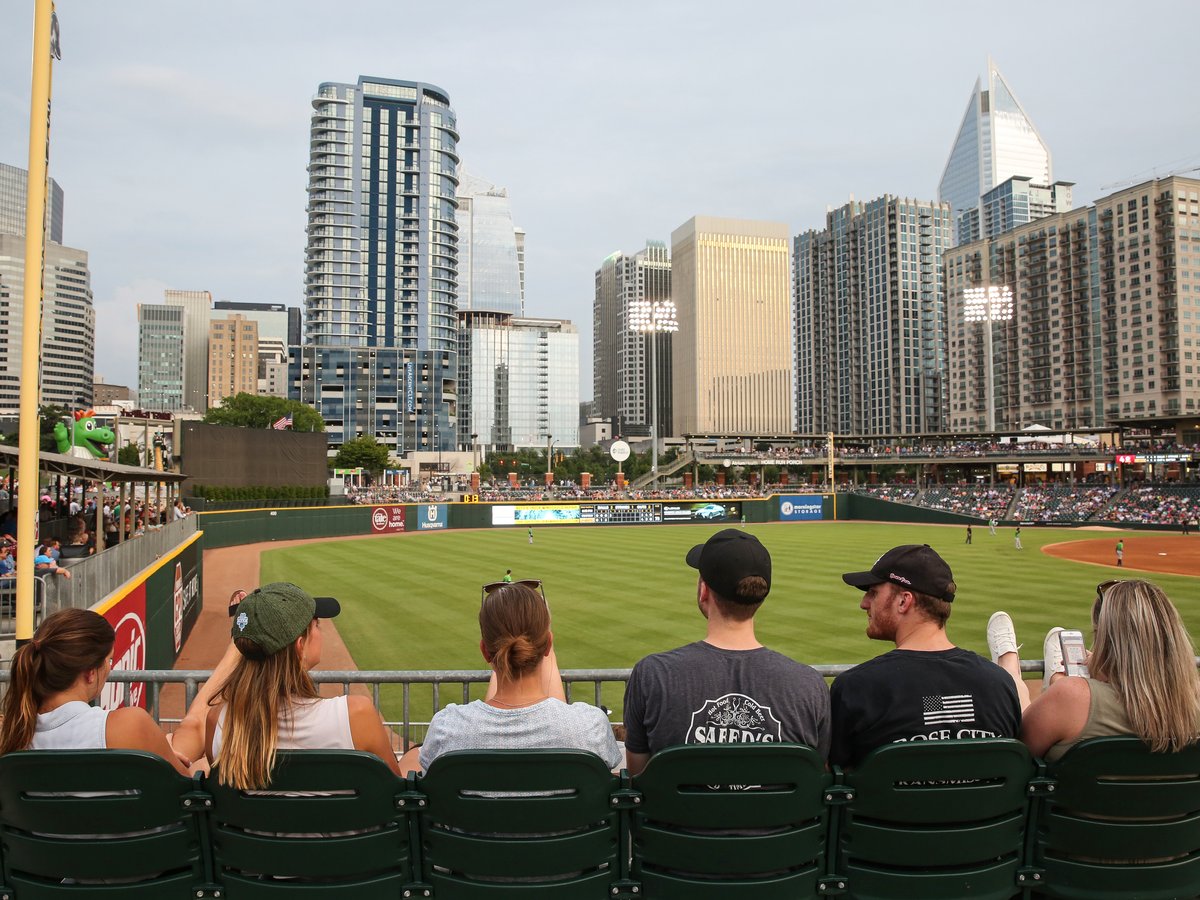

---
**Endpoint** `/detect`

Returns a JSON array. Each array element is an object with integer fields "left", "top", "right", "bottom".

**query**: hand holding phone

[{"left": 1059, "top": 629, "right": 1089, "bottom": 678}]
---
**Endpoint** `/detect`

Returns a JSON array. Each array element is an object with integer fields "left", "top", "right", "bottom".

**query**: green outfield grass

[{"left": 258, "top": 521, "right": 1199, "bottom": 727}]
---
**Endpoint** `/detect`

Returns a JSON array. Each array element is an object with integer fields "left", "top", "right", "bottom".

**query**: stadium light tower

[
  {"left": 629, "top": 298, "right": 678, "bottom": 490},
  {"left": 963, "top": 285, "right": 1014, "bottom": 432}
]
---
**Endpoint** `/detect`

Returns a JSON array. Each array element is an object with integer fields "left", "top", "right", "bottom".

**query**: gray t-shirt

[
  {"left": 623, "top": 641, "right": 831, "bottom": 760},
  {"left": 419, "top": 698, "right": 623, "bottom": 771}
]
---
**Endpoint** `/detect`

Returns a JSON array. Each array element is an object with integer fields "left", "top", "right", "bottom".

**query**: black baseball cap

[
  {"left": 685, "top": 529, "right": 771, "bottom": 603},
  {"left": 841, "top": 544, "right": 956, "bottom": 603}
]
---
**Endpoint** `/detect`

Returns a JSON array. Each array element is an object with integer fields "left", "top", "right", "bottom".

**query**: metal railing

[
  {"left": 0, "top": 575, "right": 49, "bottom": 637},
  {"left": 48, "top": 516, "right": 197, "bottom": 612},
  {"left": 0, "top": 660, "right": 1063, "bottom": 752}
]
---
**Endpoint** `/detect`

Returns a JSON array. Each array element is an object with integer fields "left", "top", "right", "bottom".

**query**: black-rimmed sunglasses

[
  {"left": 1096, "top": 579, "right": 1125, "bottom": 608},
  {"left": 481, "top": 579, "right": 546, "bottom": 606}
]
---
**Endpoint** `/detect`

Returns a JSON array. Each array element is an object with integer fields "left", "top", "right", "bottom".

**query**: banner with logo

[
  {"left": 100, "top": 583, "right": 147, "bottom": 710},
  {"left": 418, "top": 504, "right": 448, "bottom": 530},
  {"left": 370, "top": 505, "right": 406, "bottom": 533},
  {"left": 779, "top": 496, "right": 825, "bottom": 521}
]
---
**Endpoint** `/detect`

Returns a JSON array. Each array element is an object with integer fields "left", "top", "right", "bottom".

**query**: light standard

[
  {"left": 630, "top": 298, "right": 678, "bottom": 490},
  {"left": 963, "top": 285, "right": 1014, "bottom": 432},
  {"left": 545, "top": 434, "right": 554, "bottom": 487}
]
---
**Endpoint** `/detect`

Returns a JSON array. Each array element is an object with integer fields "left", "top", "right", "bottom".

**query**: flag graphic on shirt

[{"left": 922, "top": 694, "right": 975, "bottom": 726}]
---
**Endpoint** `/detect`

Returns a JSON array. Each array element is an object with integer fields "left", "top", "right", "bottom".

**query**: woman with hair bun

[
  {"left": 0, "top": 608, "right": 191, "bottom": 772},
  {"left": 407, "top": 580, "right": 621, "bottom": 772}
]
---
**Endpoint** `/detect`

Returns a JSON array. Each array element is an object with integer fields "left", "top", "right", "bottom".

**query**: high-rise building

[
  {"left": 298, "top": 77, "right": 459, "bottom": 453},
  {"left": 957, "top": 176, "right": 1074, "bottom": 244},
  {"left": 939, "top": 60, "right": 1054, "bottom": 246},
  {"left": 455, "top": 169, "right": 524, "bottom": 315},
  {"left": 163, "top": 289, "right": 212, "bottom": 411},
  {"left": 947, "top": 176, "right": 1200, "bottom": 430},
  {"left": 457, "top": 312, "right": 579, "bottom": 450},
  {"left": 93, "top": 380, "right": 133, "bottom": 406},
  {"left": 671, "top": 217, "right": 792, "bottom": 435},
  {"left": 213, "top": 301, "right": 298, "bottom": 399},
  {"left": 593, "top": 242, "right": 672, "bottom": 437},
  {"left": 0, "top": 162, "right": 63, "bottom": 242},
  {"left": 207, "top": 314, "right": 260, "bottom": 407},
  {"left": 795, "top": 196, "right": 954, "bottom": 435},
  {"left": 0, "top": 235, "right": 94, "bottom": 412},
  {"left": 137, "top": 304, "right": 185, "bottom": 412}
]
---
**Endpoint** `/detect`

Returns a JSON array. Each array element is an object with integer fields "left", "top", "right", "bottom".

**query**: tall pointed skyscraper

[{"left": 939, "top": 59, "right": 1053, "bottom": 245}]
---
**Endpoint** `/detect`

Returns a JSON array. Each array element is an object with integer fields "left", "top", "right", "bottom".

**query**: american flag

[
  {"left": 272, "top": 415, "right": 293, "bottom": 430},
  {"left": 922, "top": 694, "right": 975, "bottom": 726}
]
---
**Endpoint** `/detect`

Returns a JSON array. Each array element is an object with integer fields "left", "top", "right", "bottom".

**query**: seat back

[
  {"left": 0, "top": 749, "right": 211, "bottom": 897},
  {"left": 1035, "top": 736, "right": 1200, "bottom": 900},
  {"left": 630, "top": 743, "right": 829, "bottom": 899},
  {"left": 207, "top": 750, "right": 412, "bottom": 899},
  {"left": 416, "top": 749, "right": 620, "bottom": 899},
  {"left": 837, "top": 738, "right": 1034, "bottom": 900}
]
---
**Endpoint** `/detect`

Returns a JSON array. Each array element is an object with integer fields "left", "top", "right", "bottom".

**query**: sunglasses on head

[
  {"left": 481, "top": 579, "right": 546, "bottom": 605},
  {"left": 1096, "top": 579, "right": 1126, "bottom": 608}
]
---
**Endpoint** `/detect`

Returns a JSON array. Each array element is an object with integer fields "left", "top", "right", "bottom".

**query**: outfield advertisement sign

[
  {"left": 779, "top": 496, "right": 825, "bottom": 521},
  {"left": 491, "top": 501, "right": 737, "bottom": 526},
  {"left": 418, "top": 504, "right": 448, "bottom": 530},
  {"left": 492, "top": 504, "right": 582, "bottom": 525},
  {"left": 662, "top": 501, "right": 742, "bottom": 523},
  {"left": 370, "top": 506, "right": 406, "bottom": 533}
]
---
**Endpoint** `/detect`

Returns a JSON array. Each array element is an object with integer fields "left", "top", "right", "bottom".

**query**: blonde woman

[
  {"left": 988, "top": 580, "right": 1200, "bottom": 760},
  {"left": 204, "top": 582, "right": 401, "bottom": 788}
]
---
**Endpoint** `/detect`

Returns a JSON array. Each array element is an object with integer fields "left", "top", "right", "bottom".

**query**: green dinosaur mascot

[{"left": 53, "top": 410, "right": 116, "bottom": 460}]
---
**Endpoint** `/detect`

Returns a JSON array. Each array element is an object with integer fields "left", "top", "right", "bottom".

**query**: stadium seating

[{"left": 1, "top": 738, "right": 1197, "bottom": 898}]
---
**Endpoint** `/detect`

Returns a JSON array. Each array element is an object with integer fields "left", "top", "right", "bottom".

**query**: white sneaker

[
  {"left": 986, "top": 611, "right": 1021, "bottom": 663},
  {"left": 1043, "top": 627, "right": 1065, "bottom": 689}
]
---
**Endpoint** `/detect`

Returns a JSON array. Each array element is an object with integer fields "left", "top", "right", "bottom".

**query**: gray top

[
  {"left": 32, "top": 700, "right": 109, "bottom": 750},
  {"left": 419, "top": 698, "right": 622, "bottom": 771},
  {"left": 624, "top": 641, "right": 831, "bottom": 759}
]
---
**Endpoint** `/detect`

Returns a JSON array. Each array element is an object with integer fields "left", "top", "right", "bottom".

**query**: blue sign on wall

[
  {"left": 779, "top": 496, "right": 825, "bottom": 521},
  {"left": 418, "top": 504, "right": 448, "bottom": 530}
]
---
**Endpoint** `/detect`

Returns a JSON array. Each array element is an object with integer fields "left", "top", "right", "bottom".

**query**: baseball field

[{"left": 255, "top": 520, "right": 1200, "bottom": 725}]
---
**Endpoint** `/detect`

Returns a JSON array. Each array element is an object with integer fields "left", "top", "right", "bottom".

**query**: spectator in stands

[
  {"left": 987, "top": 581, "right": 1199, "bottom": 761},
  {"left": 0, "top": 544, "right": 13, "bottom": 578},
  {"left": 33, "top": 552, "right": 71, "bottom": 579},
  {"left": 0, "top": 608, "right": 190, "bottom": 772},
  {"left": 204, "top": 582, "right": 402, "bottom": 787},
  {"left": 830, "top": 545, "right": 1021, "bottom": 768},
  {"left": 404, "top": 580, "right": 620, "bottom": 773},
  {"left": 622, "top": 530, "right": 830, "bottom": 774}
]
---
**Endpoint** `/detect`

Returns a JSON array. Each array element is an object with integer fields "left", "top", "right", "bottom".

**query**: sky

[{"left": 2, "top": 0, "right": 1198, "bottom": 401}]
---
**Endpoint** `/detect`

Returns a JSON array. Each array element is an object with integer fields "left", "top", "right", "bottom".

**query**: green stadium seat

[
  {"left": 206, "top": 750, "right": 414, "bottom": 898},
  {"left": 833, "top": 739, "right": 1034, "bottom": 900},
  {"left": 0, "top": 749, "right": 216, "bottom": 897},
  {"left": 629, "top": 743, "right": 830, "bottom": 899},
  {"left": 415, "top": 749, "right": 624, "bottom": 898},
  {"left": 1032, "top": 736, "right": 1200, "bottom": 900}
]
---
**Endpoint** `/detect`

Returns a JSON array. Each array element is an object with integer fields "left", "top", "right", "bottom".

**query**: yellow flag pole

[{"left": 16, "top": 0, "right": 57, "bottom": 645}]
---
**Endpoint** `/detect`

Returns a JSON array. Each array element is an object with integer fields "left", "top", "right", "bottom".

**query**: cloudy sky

[{"left": 2, "top": 0, "right": 1197, "bottom": 398}]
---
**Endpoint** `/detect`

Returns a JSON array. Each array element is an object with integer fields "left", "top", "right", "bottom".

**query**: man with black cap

[
  {"left": 622, "top": 529, "right": 830, "bottom": 775},
  {"left": 830, "top": 544, "right": 1020, "bottom": 769}
]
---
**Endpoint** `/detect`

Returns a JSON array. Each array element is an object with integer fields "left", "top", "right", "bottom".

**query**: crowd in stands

[
  {"left": 691, "top": 438, "right": 1200, "bottom": 460},
  {"left": 1009, "top": 485, "right": 1119, "bottom": 522},
  {"left": 1104, "top": 484, "right": 1200, "bottom": 526},
  {"left": 919, "top": 485, "right": 1014, "bottom": 518}
]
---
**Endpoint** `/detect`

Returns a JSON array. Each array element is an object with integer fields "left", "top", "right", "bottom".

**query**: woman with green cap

[{"left": 204, "top": 582, "right": 402, "bottom": 789}]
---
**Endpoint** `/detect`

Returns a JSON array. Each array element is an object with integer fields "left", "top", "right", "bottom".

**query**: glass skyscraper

[
  {"left": 939, "top": 60, "right": 1053, "bottom": 246},
  {"left": 298, "top": 77, "right": 460, "bottom": 453},
  {"left": 455, "top": 169, "right": 524, "bottom": 315}
]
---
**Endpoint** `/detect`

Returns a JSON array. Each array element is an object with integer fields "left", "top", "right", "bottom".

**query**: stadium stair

[{"left": 629, "top": 450, "right": 694, "bottom": 491}]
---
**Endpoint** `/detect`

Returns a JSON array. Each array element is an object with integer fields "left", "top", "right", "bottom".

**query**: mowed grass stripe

[{"left": 259, "top": 521, "right": 1200, "bottom": 725}]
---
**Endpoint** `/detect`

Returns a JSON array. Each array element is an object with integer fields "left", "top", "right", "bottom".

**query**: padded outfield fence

[{"left": 1, "top": 737, "right": 1198, "bottom": 899}]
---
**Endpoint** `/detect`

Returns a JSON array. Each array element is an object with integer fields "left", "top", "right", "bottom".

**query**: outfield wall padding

[
  {"left": 199, "top": 505, "right": 375, "bottom": 548},
  {"left": 840, "top": 494, "right": 980, "bottom": 525}
]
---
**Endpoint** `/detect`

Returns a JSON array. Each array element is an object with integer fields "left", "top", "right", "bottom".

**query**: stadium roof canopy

[{"left": 0, "top": 444, "right": 185, "bottom": 483}]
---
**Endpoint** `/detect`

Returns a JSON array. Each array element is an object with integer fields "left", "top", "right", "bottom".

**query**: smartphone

[{"left": 1059, "top": 630, "right": 1089, "bottom": 678}]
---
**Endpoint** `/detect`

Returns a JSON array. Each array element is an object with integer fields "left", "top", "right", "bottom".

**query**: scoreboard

[{"left": 579, "top": 503, "right": 662, "bottom": 525}]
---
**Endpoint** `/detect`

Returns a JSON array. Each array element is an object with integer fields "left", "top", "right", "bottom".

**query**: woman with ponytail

[
  {"left": 408, "top": 580, "right": 621, "bottom": 772},
  {"left": 204, "top": 582, "right": 402, "bottom": 789},
  {"left": 0, "top": 608, "right": 190, "bottom": 772}
]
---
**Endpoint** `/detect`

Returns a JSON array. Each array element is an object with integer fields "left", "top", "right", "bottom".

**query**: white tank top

[
  {"left": 31, "top": 700, "right": 109, "bottom": 749},
  {"left": 212, "top": 694, "right": 354, "bottom": 759}
]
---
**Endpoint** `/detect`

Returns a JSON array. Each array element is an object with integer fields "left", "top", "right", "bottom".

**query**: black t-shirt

[{"left": 829, "top": 647, "right": 1021, "bottom": 769}]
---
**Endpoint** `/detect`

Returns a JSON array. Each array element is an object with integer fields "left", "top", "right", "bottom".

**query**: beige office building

[
  {"left": 670, "top": 217, "right": 793, "bottom": 435},
  {"left": 947, "top": 175, "right": 1200, "bottom": 431},
  {"left": 207, "top": 314, "right": 259, "bottom": 408}
]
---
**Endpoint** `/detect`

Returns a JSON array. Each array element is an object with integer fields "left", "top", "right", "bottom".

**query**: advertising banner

[
  {"left": 779, "top": 496, "right": 825, "bottom": 521},
  {"left": 144, "top": 534, "right": 202, "bottom": 670},
  {"left": 370, "top": 505, "right": 406, "bottom": 533},
  {"left": 100, "top": 583, "right": 147, "bottom": 711},
  {"left": 492, "top": 505, "right": 582, "bottom": 526},
  {"left": 662, "top": 501, "right": 742, "bottom": 524},
  {"left": 418, "top": 504, "right": 448, "bottom": 530}
]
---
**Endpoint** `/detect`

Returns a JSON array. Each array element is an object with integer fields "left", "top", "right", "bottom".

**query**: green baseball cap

[{"left": 231, "top": 582, "right": 340, "bottom": 654}]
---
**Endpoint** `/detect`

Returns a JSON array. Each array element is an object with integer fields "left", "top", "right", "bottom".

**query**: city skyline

[{"left": 2, "top": 1, "right": 1197, "bottom": 399}]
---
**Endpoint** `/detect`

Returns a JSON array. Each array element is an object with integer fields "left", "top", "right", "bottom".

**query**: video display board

[
  {"left": 662, "top": 501, "right": 742, "bottom": 523},
  {"left": 490, "top": 501, "right": 740, "bottom": 526}
]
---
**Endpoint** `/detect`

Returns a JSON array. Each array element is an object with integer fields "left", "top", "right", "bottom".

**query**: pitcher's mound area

[{"left": 1044, "top": 535, "right": 1200, "bottom": 577}]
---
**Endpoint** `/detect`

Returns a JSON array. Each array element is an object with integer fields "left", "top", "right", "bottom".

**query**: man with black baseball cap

[
  {"left": 829, "top": 544, "right": 1020, "bottom": 768},
  {"left": 622, "top": 529, "right": 830, "bottom": 775}
]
